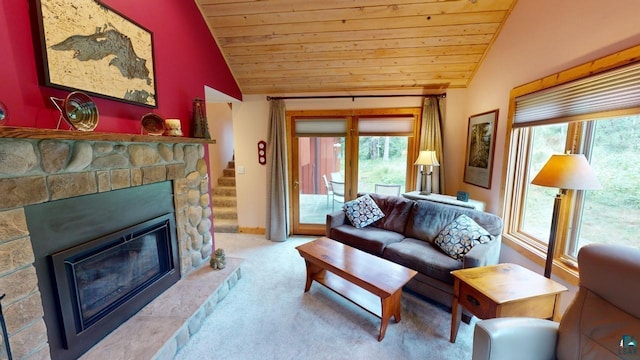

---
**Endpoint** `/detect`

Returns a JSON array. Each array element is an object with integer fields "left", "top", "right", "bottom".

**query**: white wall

[
  {"left": 206, "top": 102, "right": 234, "bottom": 182},
  {"left": 231, "top": 95, "right": 270, "bottom": 230},
  {"left": 464, "top": 0, "right": 640, "bottom": 310}
]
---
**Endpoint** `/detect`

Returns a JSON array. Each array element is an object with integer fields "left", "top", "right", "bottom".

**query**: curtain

[
  {"left": 419, "top": 96, "right": 446, "bottom": 194},
  {"left": 266, "top": 100, "right": 289, "bottom": 242}
]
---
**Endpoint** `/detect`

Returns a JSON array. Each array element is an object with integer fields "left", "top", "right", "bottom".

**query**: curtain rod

[{"left": 266, "top": 94, "right": 446, "bottom": 101}]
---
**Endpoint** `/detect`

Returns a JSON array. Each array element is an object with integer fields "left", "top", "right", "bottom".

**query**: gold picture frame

[
  {"left": 33, "top": 0, "right": 157, "bottom": 107},
  {"left": 463, "top": 109, "right": 498, "bottom": 189}
]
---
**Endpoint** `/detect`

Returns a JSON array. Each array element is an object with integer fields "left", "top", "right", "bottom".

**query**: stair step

[
  {"left": 212, "top": 186, "right": 237, "bottom": 197},
  {"left": 213, "top": 208, "right": 238, "bottom": 220},
  {"left": 213, "top": 219, "right": 238, "bottom": 233},
  {"left": 218, "top": 177, "right": 236, "bottom": 187},
  {"left": 213, "top": 196, "right": 237, "bottom": 207},
  {"left": 212, "top": 157, "right": 238, "bottom": 234}
]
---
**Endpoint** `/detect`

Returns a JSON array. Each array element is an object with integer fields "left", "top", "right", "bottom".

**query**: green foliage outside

[
  {"left": 523, "top": 116, "right": 640, "bottom": 253},
  {"left": 357, "top": 136, "right": 408, "bottom": 193}
]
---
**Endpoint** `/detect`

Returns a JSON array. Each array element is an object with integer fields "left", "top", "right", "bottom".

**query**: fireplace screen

[
  {"left": 50, "top": 213, "right": 179, "bottom": 350},
  {"left": 71, "top": 226, "right": 165, "bottom": 328}
]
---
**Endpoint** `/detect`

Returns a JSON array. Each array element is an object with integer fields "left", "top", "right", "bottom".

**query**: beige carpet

[{"left": 175, "top": 233, "right": 477, "bottom": 360}]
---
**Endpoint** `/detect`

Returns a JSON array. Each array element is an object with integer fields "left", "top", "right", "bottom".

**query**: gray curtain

[
  {"left": 419, "top": 96, "right": 446, "bottom": 194},
  {"left": 266, "top": 100, "right": 289, "bottom": 241}
]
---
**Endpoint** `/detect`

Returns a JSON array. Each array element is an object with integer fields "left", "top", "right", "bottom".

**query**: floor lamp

[
  {"left": 414, "top": 150, "right": 440, "bottom": 195},
  {"left": 531, "top": 154, "right": 601, "bottom": 278}
]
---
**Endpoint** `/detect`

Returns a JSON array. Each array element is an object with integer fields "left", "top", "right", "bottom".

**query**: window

[
  {"left": 357, "top": 117, "right": 413, "bottom": 194},
  {"left": 511, "top": 117, "right": 640, "bottom": 263},
  {"left": 570, "top": 116, "right": 640, "bottom": 253},
  {"left": 504, "top": 53, "right": 640, "bottom": 281}
]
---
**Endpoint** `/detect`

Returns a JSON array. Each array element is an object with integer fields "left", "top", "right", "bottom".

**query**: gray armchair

[{"left": 472, "top": 243, "right": 640, "bottom": 360}]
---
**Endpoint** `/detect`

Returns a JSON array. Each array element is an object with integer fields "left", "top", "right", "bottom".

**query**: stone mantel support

[{"left": 0, "top": 128, "right": 215, "bottom": 359}]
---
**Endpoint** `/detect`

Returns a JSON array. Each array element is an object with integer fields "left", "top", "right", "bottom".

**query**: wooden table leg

[
  {"left": 450, "top": 280, "right": 461, "bottom": 343},
  {"left": 303, "top": 261, "right": 325, "bottom": 292},
  {"left": 378, "top": 290, "right": 403, "bottom": 341}
]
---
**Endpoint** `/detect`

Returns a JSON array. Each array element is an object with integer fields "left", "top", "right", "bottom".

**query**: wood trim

[
  {"left": 238, "top": 227, "right": 266, "bottom": 235},
  {"left": 510, "top": 45, "right": 640, "bottom": 99},
  {"left": 0, "top": 126, "right": 216, "bottom": 144}
]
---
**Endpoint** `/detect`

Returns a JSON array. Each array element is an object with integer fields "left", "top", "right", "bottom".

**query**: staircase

[{"left": 212, "top": 159, "right": 238, "bottom": 233}]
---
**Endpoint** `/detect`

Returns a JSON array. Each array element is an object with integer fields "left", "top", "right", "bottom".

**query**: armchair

[{"left": 472, "top": 243, "right": 640, "bottom": 360}]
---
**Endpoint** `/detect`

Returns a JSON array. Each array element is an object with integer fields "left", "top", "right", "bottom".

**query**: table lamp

[
  {"left": 414, "top": 150, "right": 440, "bottom": 195},
  {"left": 531, "top": 153, "right": 601, "bottom": 278}
]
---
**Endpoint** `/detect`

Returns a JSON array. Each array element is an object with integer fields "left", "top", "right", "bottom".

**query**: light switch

[{"left": 237, "top": 166, "right": 245, "bottom": 174}]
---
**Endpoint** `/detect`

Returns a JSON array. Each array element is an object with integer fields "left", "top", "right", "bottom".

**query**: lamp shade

[
  {"left": 414, "top": 150, "right": 440, "bottom": 166},
  {"left": 531, "top": 154, "right": 602, "bottom": 190}
]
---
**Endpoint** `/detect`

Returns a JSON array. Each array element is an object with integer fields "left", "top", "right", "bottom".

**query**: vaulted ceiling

[{"left": 195, "top": 0, "right": 518, "bottom": 95}]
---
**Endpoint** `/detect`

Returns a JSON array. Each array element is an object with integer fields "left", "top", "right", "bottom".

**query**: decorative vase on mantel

[{"left": 191, "top": 98, "right": 211, "bottom": 139}]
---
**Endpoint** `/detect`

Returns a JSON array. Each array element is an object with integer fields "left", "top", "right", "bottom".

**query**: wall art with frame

[
  {"left": 33, "top": 0, "right": 158, "bottom": 107},
  {"left": 463, "top": 109, "right": 498, "bottom": 189}
]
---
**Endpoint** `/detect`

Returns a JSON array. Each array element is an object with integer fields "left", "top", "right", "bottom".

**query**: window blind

[
  {"left": 358, "top": 117, "right": 415, "bottom": 135},
  {"left": 294, "top": 118, "right": 347, "bottom": 136},
  {"left": 514, "top": 62, "right": 640, "bottom": 127}
]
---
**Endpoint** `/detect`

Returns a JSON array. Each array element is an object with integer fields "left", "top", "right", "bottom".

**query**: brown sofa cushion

[
  {"left": 405, "top": 200, "right": 503, "bottom": 243},
  {"left": 367, "top": 193, "right": 414, "bottom": 233}
]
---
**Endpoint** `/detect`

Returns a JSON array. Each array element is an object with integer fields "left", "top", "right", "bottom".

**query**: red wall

[{"left": 0, "top": 0, "right": 242, "bottom": 134}]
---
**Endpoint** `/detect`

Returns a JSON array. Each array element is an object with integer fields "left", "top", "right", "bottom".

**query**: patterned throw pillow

[
  {"left": 343, "top": 194, "right": 385, "bottom": 229},
  {"left": 434, "top": 214, "right": 494, "bottom": 261}
]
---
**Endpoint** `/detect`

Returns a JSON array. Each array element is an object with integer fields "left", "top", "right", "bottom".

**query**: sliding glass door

[
  {"left": 289, "top": 109, "right": 421, "bottom": 235},
  {"left": 296, "top": 136, "right": 345, "bottom": 223},
  {"left": 290, "top": 117, "right": 349, "bottom": 235}
]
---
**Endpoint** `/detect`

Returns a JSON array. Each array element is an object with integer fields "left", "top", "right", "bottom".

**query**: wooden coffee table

[
  {"left": 450, "top": 263, "right": 568, "bottom": 342},
  {"left": 296, "top": 237, "right": 417, "bottom": 341}
]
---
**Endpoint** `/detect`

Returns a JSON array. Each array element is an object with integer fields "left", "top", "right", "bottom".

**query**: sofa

[{"left": 326, "top": 193, "right": 503, "bottom": 314}]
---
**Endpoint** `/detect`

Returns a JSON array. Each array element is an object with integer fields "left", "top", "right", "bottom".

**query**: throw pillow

[
  {"left": 434, "top": 214, "right": 494, "bottom": 261},
  {"left": 343, "top": 194, "right": 385, "bottom": 229}
]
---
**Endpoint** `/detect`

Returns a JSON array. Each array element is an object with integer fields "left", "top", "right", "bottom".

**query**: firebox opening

[{"left": 51, "top": 213, "right": 179, "bottom": 349}]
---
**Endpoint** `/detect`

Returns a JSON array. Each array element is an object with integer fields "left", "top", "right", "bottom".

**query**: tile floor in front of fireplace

[{"left": 78, "top": 257, "right": 242, "bottom": 360}]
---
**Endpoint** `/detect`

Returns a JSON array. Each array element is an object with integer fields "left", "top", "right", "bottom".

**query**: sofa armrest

[
  {"left": 326, "top": 211, "right": 348, "bottom": 237},
  {"left": 463, "top": 236, "right": 501, "bottom": 268},
  {"left": 473, "top": 318, "right": 559, "bottom": 360}
]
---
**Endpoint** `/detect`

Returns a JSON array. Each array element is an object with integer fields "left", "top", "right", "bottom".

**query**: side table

[{"left": 449, "top": 263, "right": 567, "bottom": 343}]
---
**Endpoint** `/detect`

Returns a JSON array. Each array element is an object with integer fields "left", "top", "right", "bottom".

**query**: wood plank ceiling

[{"left": 195, "top": 0, "right": 518, "bottom": 95}]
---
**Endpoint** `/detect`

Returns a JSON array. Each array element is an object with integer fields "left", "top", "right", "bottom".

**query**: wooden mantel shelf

[{"left": 0, "top": 126, "right": 216, "bottom": 144}]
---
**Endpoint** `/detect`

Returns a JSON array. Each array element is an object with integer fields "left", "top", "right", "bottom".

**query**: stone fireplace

[{"left": 0, "top": 128, "right": 216, "bottom": 359}]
